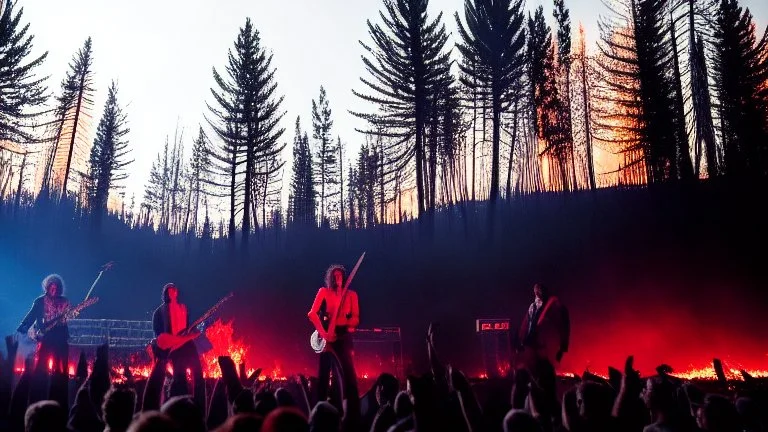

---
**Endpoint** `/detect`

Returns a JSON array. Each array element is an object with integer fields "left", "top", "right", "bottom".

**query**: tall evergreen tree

[
  {"left": 554, "top": 0, "right": 578, "bottom": 189},
  {"left": 208, "top": 18, "right": 286, "bottom": 256},
  {"left": 338, "top": 136, "right": 345, "bottom": 228},
  {"left": 311, "top": 86, "right": 336, "bottom": 224},
  {"left": 711, "top": 0, "right": 768, "bottom": 176},
  {"left": 456, "top": 0, "right": 526, "bottom": 202},
  {"left": 528, "top": 6, "right": 574, "bottom": 190},
  {"left": 689, "top": 11, "right": 718, "bottom": 177},
  {"left": 352, "top": 0, "right": 452, "bottom": 219},
  {"left": 290, "top": 117, "right": 315, "bottom": 226},
  {"left": 595, "top": 0, "right": 687, "bottom": 184},
  {"left": 347, "top": 165, "right": 358, "bottom": 229},
  {"left": 87, "top": 81, "right": 131, "bottom": 225},
  {"left": 187, "top": 126, "right": 211, "bottom": 232},
  {"left": 0, "top": 0, "right": 48, "bottom": 143},
  {"left": 142, "top": 141, "right": 170, "bottom": 231},
  {"left": 55, "top": 38, "right": 95, "bottom": 196}
]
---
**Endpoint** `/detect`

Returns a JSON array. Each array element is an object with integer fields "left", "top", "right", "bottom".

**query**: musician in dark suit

[
  {"left": 308, "top": 264, "right": 360, "bottom": 425},
  {"left": 17, "top": 274, "right": 71, "bottom": 373},
  {"left": 152, "top": 283, "right": 205, "bottom": 410}
]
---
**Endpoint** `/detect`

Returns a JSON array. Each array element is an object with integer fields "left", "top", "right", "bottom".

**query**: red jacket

[{"left": 517, "top": 296, "right": 570, "bottom": 364}]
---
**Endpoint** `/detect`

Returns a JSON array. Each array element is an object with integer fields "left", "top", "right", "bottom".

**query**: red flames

[{"left": 200, "top": 319, "right": 256, "bottom": 379}]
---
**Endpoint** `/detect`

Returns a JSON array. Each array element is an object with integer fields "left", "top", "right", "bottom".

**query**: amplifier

[
  {"left": 351, "top": 327, "right": 403, "bottom": 379},
  {"left": 476, "top": 318, "right": 512, "bottom": 378}
]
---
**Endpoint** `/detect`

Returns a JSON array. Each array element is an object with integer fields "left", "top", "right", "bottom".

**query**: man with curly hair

[
  {"left": 308, "top": 264, "right": 360, "bottom": 423},
  {"left": 17, "top": 274, "right": 72, "bottom": 373}
]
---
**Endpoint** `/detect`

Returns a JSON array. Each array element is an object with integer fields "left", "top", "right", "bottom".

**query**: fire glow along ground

[{"left": 22, "top": 319, "right": 768, "bottom": 383}]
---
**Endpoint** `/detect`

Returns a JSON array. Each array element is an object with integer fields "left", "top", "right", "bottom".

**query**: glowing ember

[{"left": 671, "top": 364, "right": 768, "bottom": 381}]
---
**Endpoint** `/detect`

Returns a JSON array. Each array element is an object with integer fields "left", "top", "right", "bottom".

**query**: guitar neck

[
  {"left": 178, "top": 294, "right": 232, "bottom": 335},
  {"left": 325, "top": 288, "right": 349, "bottom": 336}
]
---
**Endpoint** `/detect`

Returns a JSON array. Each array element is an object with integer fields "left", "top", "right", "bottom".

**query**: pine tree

[
  {"left": 347, "top": 165, "right": 358, "bottom": 229},
  {"left": 311, "top": 86, "right": 336, "bottom": 224},
  {"left": 187, "top": 126, "right": 212, "bottom": 232},
  {"left": 87, "top": 81, "right": 131, "bottom": 225},
  {"left": 338, "top": 137, "right": 346, "bottom": 228},
  {"left": 528, "top": 7, "right": 570, "bottom": 190},
  {"left": 456, "top": 0, "right": 526, "bottom": 202},
  {"left": 0, "top": 0, "right": 48, "bottom": 143},
  {"left": 352, "top": 0, "right": 452, "bottom": 219},
  {"left": 595, "top": 0, "right": 686, "bottom": 184},
  {"left": 553, "top": 0, "right": 578, "bottom": 189},
  {"left": 50, "top": 38, "right": 95, "bottom": 197},
  {"left": 712, "top": 0, "right": 768, "bottom": 176},
  {"left": 208, "top": 18, "right": 286, "bottom": 256},
  {"left": 142, "top": 141, "right": 171, "bottom": 232},
  {"left": 290, "top": 117, "right": 315, "bottom": 227}
]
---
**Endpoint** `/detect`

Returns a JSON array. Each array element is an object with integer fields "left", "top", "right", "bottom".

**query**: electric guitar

[
  {"left": 28, "top": 297, "right": 99, "bottom": 342},
  {"left": 152, "top": 292, "right": 233, "bottom": 355}
]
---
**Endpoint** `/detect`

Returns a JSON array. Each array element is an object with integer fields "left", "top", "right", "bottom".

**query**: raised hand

[{"left": 621, "top": 355, "right": 642, "bottom": 396}]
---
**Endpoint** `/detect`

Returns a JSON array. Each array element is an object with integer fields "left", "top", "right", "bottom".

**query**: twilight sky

[{"left": 21, "top": 0, "right": 768, "bottom": 213}]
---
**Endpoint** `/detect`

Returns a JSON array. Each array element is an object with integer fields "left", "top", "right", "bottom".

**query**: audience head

[
  {"left": 255, "top": 391, "right": 279, "bottom": 417},
  {"left": 25, "top": 400, "right": 66, "bottom": 432},
  {"left": 233, "top": 389, "right": 257, "bottom": 414},
  {"left": 643, "top": 377, "right": 677, "bottom": 417},
  {"left": 262, "top": 407, "right": 308, "bottom": 432},
  {"left": 309, "top": 401, "right": 340, "bottom": 432},
  {"left": 735, "top": 397, "right": 761, "bottom": 432},
  {"left": 576, "top": 381, "right": 614, "bottom": 422},
  {"left": 699, "top": 394, "right": 740, "bottom": 432},
  {"left": 127, "top": 411, "right": 178, "bottom": 432},
  {"left": 503, "top": 409, "right": 542, "bottom": 432},
  {"left": 394, "top": 390, "right": 413, "bottom": 419},
  {"left": 102, "top": 385, "right": 137, "bottom": 432},
  {"left": 375, "top": 373, "right": 399, "bottom": 406},
  {"left": 160, "top": 395, "right": 205, "bottom": 432},
  {"left": 275, "top": 387, "right": 297, "bottom": 407},
  {"left": 214, "top": 413, "right": 264, "bottom": 432}
]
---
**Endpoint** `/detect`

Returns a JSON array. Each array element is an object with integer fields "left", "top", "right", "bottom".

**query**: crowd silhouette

[{"left": 1, "top": 320, "right": 765, "bottom": 432}]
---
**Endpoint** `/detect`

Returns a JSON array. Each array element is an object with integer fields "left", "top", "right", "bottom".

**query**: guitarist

[
  {"left": 16, "top": 274, "right": 71, "bottom": 373},
  {"left": 151, "top": 283, "right": 205, "bottom": 410},
  {"left": 307, "top": 264, "right": 360, "bottom": 420}
]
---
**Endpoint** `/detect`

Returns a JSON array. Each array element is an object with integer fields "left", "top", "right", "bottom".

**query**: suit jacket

[
  {"left": 517, "top": 296, "right": 570, "bottom": 365},
  {"left": 17, "top": 295, "right": 71, "bottom": 342}
]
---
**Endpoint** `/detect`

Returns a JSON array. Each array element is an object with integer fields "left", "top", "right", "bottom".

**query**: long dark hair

[
  {"left": 161, "top": 283, "right": 177, "bottom": 303},
  {"left": 324, "top": 265, "right": 346, "bottom": 290},
  {"left": 41, "top": 274, "right": 65, "bottom": 296}
]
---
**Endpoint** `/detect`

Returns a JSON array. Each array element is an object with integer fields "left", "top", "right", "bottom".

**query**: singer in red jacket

[{"left": 516, "top": 283, "right": 570, "bottom": 370}]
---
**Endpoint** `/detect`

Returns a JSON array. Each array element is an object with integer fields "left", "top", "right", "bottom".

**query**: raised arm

[{"left": 307, "top": 288, "right": 327, "bottom": 337}]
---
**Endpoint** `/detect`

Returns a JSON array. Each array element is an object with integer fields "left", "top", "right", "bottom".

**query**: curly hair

[
  {"left": 41, "top": 274, "right": 65, "bottom": 295},
  {"left": 324, "top": 264, "right": 346, "bottom": 290}
]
